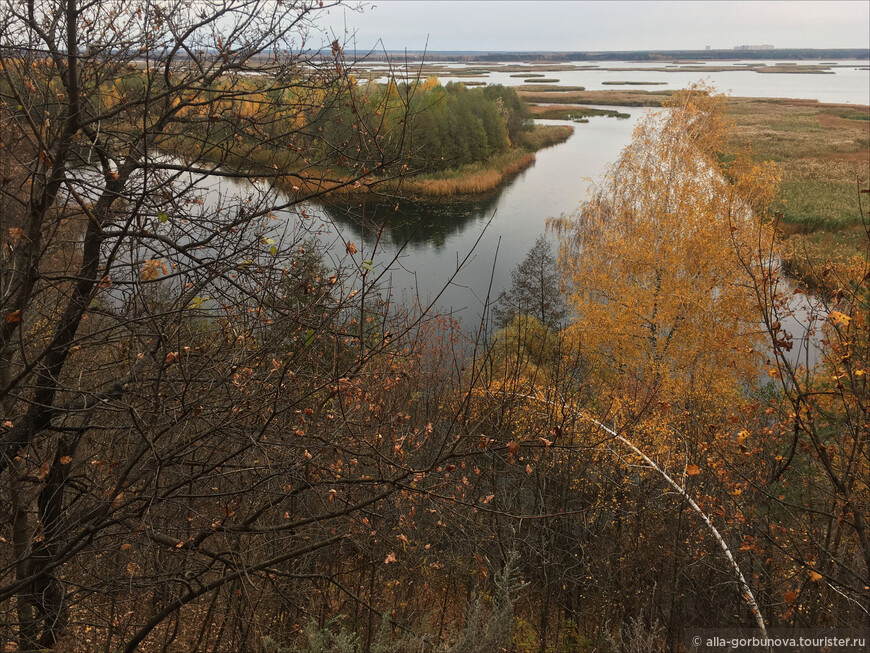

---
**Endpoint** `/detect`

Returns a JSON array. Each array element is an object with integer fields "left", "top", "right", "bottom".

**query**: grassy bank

[
  {"left": 725, "top": 96, "right": 869, "bottom": 288},
  {"left": 286, "top": 128, "right": 574, "bottom": 200},
  {"left": 517, "top": 88, "right": 675, "bottom": 106},
  {"left": 167, "top": 123, "right": 574, "bottom": 201},
  {"left": 601, "top": 80, "right": 668, "bottom": 86},
  {"left": 529, "top": 105, "right": 631, "bottom": 121}
]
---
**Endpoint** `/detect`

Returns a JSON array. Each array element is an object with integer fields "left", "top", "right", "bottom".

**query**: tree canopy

[{"left": 554, "top": 86, "right": 780, "bottom": 408}]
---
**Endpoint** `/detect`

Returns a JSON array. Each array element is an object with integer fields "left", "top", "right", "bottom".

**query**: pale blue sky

[{"left": 319, "top": 1, "right": 870, "bottom": 52}]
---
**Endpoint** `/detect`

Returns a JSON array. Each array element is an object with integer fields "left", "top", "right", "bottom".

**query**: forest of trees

[
  {"left": 159, "top": 66, "right": 534, "bottom": 186},
  {"left": 0, "top": 0, "right": 867, "bottom": 652},
  {"left": 316, "top": 80, "right": 531, "bottom": 173}
]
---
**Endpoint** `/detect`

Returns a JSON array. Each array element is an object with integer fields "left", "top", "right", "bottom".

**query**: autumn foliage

[{"left": 0, "top": 1, "right": 868, "bottom": 650}]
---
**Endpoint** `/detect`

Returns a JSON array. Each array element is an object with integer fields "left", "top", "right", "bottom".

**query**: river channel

[{"left": 309, "top": 109, "right": 644, "bottom": 324}]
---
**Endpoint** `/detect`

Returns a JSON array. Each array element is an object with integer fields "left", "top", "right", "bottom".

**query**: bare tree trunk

[{"left": 9, "top": 460, "right": 37, "bottom": 651}]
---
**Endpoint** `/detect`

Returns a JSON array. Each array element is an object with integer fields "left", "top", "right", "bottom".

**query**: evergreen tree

[{"left": 492, "top": 236, "right": 567, "bottom": 330}]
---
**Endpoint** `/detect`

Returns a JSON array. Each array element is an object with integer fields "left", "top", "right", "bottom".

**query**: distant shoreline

[{"left": 337, "top": 48, "right": 870, "bottom": 62}]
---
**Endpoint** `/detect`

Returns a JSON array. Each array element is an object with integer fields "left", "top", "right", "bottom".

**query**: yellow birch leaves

[{"left": 556, "top": 84, "right": 780, "bottom": 407}]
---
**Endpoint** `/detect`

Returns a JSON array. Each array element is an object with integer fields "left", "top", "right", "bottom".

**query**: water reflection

[
  {"left": 319, "top": 191, "right": 504, "bottom": 251},
  {"left": 294, "top": 112, "right": 645, "bottom": 319}
]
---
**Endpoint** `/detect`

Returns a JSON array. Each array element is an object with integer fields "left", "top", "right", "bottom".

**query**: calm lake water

[
  {"left": 371, "top": 59, "right": 870, "bottom": 105},
  {"left": 305, "top": 110, "right": 643, "bottom": 324}
]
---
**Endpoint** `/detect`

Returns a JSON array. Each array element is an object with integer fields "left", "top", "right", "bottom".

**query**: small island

[{"left": 166, "top": 79, "right": 576, "bottom": 199}]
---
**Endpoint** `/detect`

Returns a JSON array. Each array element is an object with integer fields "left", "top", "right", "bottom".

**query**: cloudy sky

[{"left": 319, "top": 1, "right": 870, "bottom": 52}]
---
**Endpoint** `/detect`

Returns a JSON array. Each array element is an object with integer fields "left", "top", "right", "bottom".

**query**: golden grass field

[{"left": 726, "top": 97, "right": 869, "bottom": 286}]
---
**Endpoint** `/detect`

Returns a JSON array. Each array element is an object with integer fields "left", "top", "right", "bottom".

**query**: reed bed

[
  {"left": 529, "top": 105, "right": 630, "bottom": 121},
  {"left": 601, "top": 81, "right": 668, "bottom": 86},
  {"left": 205, "top": 124, "right": 569, "bottom": 201},
  {"left": 282, "top": 127, "right": 574, "bottom": 199},
  {"left": 401, "top": 152, "right": 536, "bottom": 197},
  {"left": 514, "top": 124, "right": 575, "bottom": 150},
  {"left": 520, "top": 85, "right": 586, "bottom": 92},
  {"left": 726, "top": 96, "right": 869, "bottom": 289},
  {"left": 516, "top": 89, "right": 675, "bottom": 106},
  {"left": 278, "top": 152, "right": 537, "bottom": 199}
]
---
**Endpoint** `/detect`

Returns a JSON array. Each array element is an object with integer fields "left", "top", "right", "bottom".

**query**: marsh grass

[
  {"left": 780, "top": 227, "right": 869, "bottom": 292},
  {"left": 755, "top": 65, "right": 835, "bottom": 74},
  {"left": 725, "top": 96, "right": 869, "bottom": 285},
  {"left": 363, "top": 126, "right": 573, "bottom": 197},
  {"left": 167, "top": 124, "right": 573, "bottom": 200},
  {"left": 518, "top": 90, "right": 867, "bottom": 285},
  {"left": 399, "top": 151, "right": 537, "bottom": 197},
  {"left": 519, "top": 84, "right": 585, "bottom": 92},
  {"left": 601, "top": 81, "right": 668, "bottom": 86},
  {"left": 529, "top": 105, "right": 630, "bottom": 121},
  {"left": 727, "top": 98, "right": 870, "bottom": 159},
  {"left": 777, "top": 180, "right": 864, "bottom": 231},
  {"left": 514, "top": 124, "right": 575, "bottom": 149},
  {"left": 517, "top": 88, "right": 675, "bottom": 106},
  {"left": 726, "top": 100, "right": 869, "bottom": 226},
  {"left": 293, "top": 126, "right": 572, "bottom": 198}
]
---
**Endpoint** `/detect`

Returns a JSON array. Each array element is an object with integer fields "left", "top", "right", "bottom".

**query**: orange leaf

[
  {"left": 36, "top": 462, "right": 50, "bottom": 481},
  {"left": 828, "top": 311, "right": 851, "bottom": 327},
  {"left": 783, "top": 589, "right": 798, "bottom": 603},
  {"left": 507, "top": 441, "right": 520, "bottom": 456},
  {"left": 141, "top": 259, "right": 167, "bottom": 282},
  {"left": 384, "top": 552, "right": 396, "bottom": 564},
  {"left": 345, "top": 241, "right": 357, "bottom": 255},
  {"left": 5, "top": 310, "right": 21, "bottom": 324},
  {"left": 686, "top": 464, "right": 701, "bottom": 476},
  {"left": 809, "top": 570, "right": 822, "bottom": 582},
  {"left": 59, "top": 456, "right": 73, "bottom": 465}
]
